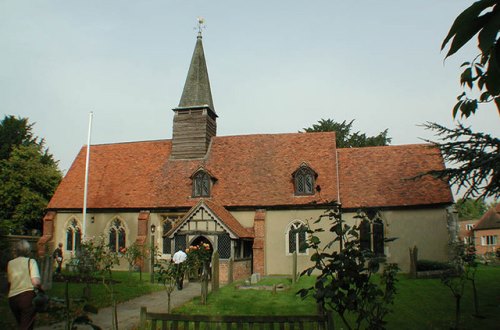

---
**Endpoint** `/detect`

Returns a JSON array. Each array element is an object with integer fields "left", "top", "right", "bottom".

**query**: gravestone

[{"left": 250, "top": 273, "right": 261, "bottom": 284}]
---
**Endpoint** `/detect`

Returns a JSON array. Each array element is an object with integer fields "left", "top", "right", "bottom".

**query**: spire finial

[{"left": 196, "top": 17, "right": 206, "bottom": 37}]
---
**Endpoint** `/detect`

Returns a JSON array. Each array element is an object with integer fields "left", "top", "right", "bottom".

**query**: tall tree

[
  {"left": 0, "top": 115, "right": 37, "bottom": 160},
  {"left": 442, "top": 0, "right": 500, "bottom": 117},
  {"left": 422, "top": 2, "right": 500, "bottom": 199},
  {"left": 455, "top": 198, "right": 489, "bottom": 219},
  {"left": 422, "top": 122, "right": 499, "bottom": 200},
  {"left": 0, "top": 116, "right": 62, "bottom": 234},
  {"left": 302, "top": 118, "right": 391, "bottom": 148}
]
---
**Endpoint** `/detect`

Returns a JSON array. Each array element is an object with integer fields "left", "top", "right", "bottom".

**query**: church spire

[
  {"left": 171, "top": 18, "right": 217, "bottom": 160},
  {"left": 176, "top": 18, "right": 215, "bottom": 114}
]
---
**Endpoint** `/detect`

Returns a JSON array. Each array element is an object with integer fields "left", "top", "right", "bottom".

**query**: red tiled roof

[
  {"left": 48, "top": 140, "right": 170, "bottom": 209},
  {"left": 474, "top": 204, "right": 500, "bottom": 230},
  {"left": 204, "top": 200, "right": 254, "bottom": 238},
  {"left": 337, "top": 144, "right": 453, "bottom": 208},
  {"left": 168, "top": 199, "right": 253, "bottom": 238},
  {"left": 47, "top": 134, "right": 452, "bottom": 211}
]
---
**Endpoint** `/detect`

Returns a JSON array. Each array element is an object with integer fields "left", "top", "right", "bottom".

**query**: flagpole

[{"left": 82, "top": 111, "right": 94, "bottom": 239}]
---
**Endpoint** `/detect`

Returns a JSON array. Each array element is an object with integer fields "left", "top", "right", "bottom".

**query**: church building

[{"left": 38, "top": 30, "right": 454, "bottom": 282}]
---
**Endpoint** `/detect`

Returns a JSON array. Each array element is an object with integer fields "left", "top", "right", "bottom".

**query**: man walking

[
  {"left": 172, "top": 249, "right": 187, "bottom": 290},
  {"left": 52, "top": 243, "right": 63, "bottom": 274}
]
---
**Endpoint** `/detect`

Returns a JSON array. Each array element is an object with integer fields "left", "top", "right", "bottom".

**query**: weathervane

[{"left": 195, "top": 17, "right": 206, "bottom": 37}]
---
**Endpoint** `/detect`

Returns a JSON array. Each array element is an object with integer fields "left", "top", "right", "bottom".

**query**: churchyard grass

[
  {"left": 0, "top": 271, "right": 163, "bottom": 328},
  {"left": 175, "top": 265, "right": 500, "bottom": 329}
]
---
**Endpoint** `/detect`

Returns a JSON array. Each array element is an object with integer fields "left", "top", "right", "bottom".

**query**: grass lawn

[
  {"left": 0, "top": 271, "right": 163, "bottom": 329},
  {"left": 175, "top": 265, "right": 500, "bottom": 329}
]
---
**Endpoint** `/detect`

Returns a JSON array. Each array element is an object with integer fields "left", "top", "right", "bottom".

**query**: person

[
  {"left": 7, "top": 240, "right": 42, "bottom": 330},
  {"left": 52, "top": 243, "right": 63, "bottom": 274},
  {"left": 172, "top": 249, "right": 187, "bottom": 290}
]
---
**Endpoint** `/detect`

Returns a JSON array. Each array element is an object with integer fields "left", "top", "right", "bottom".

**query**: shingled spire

[{"left": 171, "top": 21, "right": 217, "bottom": 159}]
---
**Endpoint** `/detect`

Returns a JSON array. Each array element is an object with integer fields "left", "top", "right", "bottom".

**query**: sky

[{"left": 1, "top": 0, "right": 499, "bottom": 176}]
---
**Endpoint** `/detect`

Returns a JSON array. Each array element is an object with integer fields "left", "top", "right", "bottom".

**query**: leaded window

[
  {"left": 218, "top": 233, "right": 231, "bottom": 259},
  {"left": 359, "top": 217, "right": 385, "bottom": 256},
  {"left": 360, "top": 220, "right": 371, "bottom": 251},
  {"left": 108, "top": 219, "right": 126, "bottom": 252},
  {"left": 193, "top": 171, "right": 210, "bottom": 197},
  {"left": 66, "top": 219, "right": 81, "bottom": 252},
  {"left": 287, "top": 221, "right": 307, "bottom": 254},
  {"left": 294, "top": 166, "right": 315, "bottom": 195},
  {"left": 162, "top": 221, "right": 173, "bottom": 254},
  {"left": 175, "top": 235, "right": 186, "bottom": 252}
]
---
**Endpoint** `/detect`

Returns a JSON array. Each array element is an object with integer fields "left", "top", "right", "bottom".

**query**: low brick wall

[{"left": 219, "top": 259, "right": 252, "bottom": 283}]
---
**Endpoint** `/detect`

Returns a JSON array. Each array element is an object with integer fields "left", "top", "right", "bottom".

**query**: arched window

[
  {"left": 287, "top": 221, "right": 307, "bottom": 254},
  {"left": 360, "top": 219, "right": 371, "bottom": 251},
  {"left": 373, "top": 219, "right": 384, "bottom": 256},
  {"left": 293, "top": 165, "right": 316, "bottom": 195},
  {"left": 358, "top": 216, "right": 385, "bottom": 256},
  {"left": 66, "top": 219, "right": 81, "bottom": 252},
  {"left": 192, "top": 171, "right": 211, "bottom": 197},
  {"left": 162, "top": 220, "right": 173, "bottom": 254},
  {"left": 108, "top": 218, "right": 126, "bottom": 252}
]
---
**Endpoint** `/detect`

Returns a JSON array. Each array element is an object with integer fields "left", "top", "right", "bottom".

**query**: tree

[
  {"left": 302, "top": 118, "right": 391, "bottom": 148},
  {"left": 422, "top": 122, "right": 499, "bottom": 199},
  {"left": 0, "top": 116, "right": 61, "bottom": 234},
  {"left": 0, "top": 115, "right": 36, "bottom": 160},
  {"left": 298, "top": 205, "right": 399, "bottom": 330},
  {"left": 441, "top": 242, "right": 479, "bottom": 329},
  {"left": 0, "top": 144, "right": 62, "bottom": 234},
  {"left": 455, "top": 198, "right": 489, "bottom": 219},
  {"left": 441, "top": 0, "right": 500, "bottom": 117}
]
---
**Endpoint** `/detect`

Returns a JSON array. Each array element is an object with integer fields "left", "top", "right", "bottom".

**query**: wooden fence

[{"left": 139, "top": 307, "right": 333, "bottom": 330}]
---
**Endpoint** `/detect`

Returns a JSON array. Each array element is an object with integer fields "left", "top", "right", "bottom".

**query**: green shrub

[{"left": 417, "top": 260, "right": 452, "bottom": 271}]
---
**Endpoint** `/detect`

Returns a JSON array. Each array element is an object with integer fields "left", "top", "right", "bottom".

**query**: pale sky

[{"left": 1, "top": 0, "right": 499, "bottom": 175}]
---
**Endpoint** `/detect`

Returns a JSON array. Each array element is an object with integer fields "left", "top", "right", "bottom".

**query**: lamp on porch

[{"left": 150, "top": 224, "right": 156, "bottom": 283}]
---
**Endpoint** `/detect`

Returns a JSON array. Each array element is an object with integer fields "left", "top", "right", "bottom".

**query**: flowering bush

[
  {"left": 185, "top": 243, "right": 211, "bottom": 280},
  {"left": 120, "top": 242, "right": 147, "bottom": 271}
]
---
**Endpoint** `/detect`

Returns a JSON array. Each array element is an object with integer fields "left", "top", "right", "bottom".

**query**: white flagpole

[{"left": 82, "top": 111, "right": 94, "bottom": 239}]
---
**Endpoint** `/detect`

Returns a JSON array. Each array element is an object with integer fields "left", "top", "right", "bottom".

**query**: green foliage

[
  {"left": 440, "top": 242, "right": 479, "bottom": 329},
  {"left": 421, "top": 122, "right": 499, "bottom": 199},
  {"left": 0, "top": 115, "right": 36, "bottom": 161},
  {"left": 71, "top": 236, "right": 120, "bottom": 280},
  {"left": 186, "top": 243, "right": 212, "bottom": 280},
  {"left": 302, "top": 118, "right": 391, "bottom": 148},
  {"left": 154, "top": 259, "right": 179, "bottom": 312},
  {"left": 417, "top": 260, "right": 454, "bottom": 272},
  {"left": 0, "top": 144, "right": 62, "bottom": 233},
  {"left": 442, "top": 0, "right": 500, "bottom": 117},
  {"left": 298, "top": 206, "right": 399, "bottom": 330},
  {"left": 121, "top": 242, "right": 147, "bottom": 271},
  {"left": 455, "top": 198, "right": 489, "bottom": 219}
]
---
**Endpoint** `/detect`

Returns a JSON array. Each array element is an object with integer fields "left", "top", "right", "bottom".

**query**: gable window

[
  {"left": 193, "top": 171, "right": 211, "bottom": 197},
  {"left": 359, "top": 218, "right": 385, "bottom": 256},
  {"left": 293, "top": 165, "right": 316, "bottom": 195},
  {"left": 108, "top": 218, "right": 126, "bottom": 252},
  {"left": 465, "top": 224, "right": 474, "bottom": 231},
  {"left": 66, "top": 219, "right": 81, "bottom": 252},
  {"left": 287, "top": 221, "right": 307, "bottom": 255}
]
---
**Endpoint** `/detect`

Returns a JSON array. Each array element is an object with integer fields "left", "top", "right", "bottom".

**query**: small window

[
  {"left": 66, "top": 219, "right": 81, "bottom": 252},
  {"left": 293, "top": 165, "right": 316, "bottom": 195},
  {"left": 218, "top": 233, "right": 231, "bottom": 259},
  {"left": 287, "top": 221, "right": 307, "bottom": 254},
  {"left": 108, "top": 218, "right": 126, "bottom": 252},
  {"left": 193, "top": 171, "right": 211, "bottom": 197},
  {"left": 465, "top": 224, "right": 474, "bottom": 231},
  {"left": 162, "top": 220, "right": 173, "bottom": 254},
  {"left": 481, "top": 235, "right": 497, "bottom": 246}
]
